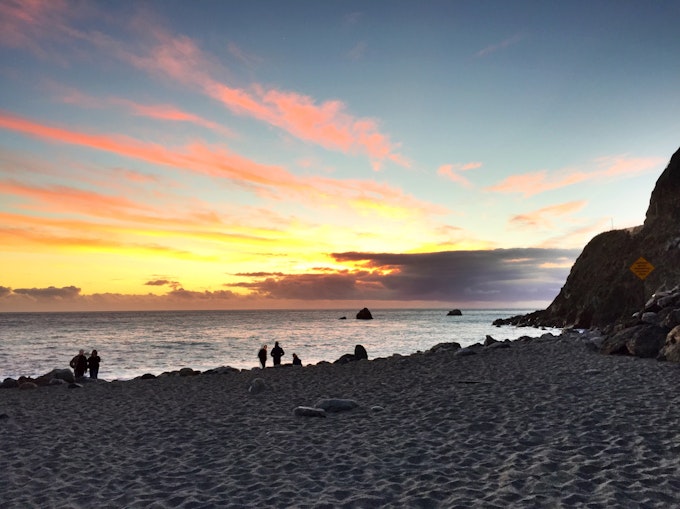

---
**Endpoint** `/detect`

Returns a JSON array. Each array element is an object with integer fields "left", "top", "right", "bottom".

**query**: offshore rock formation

[{"left": 496, "top": 147, "right": 680, "bottom": 330}]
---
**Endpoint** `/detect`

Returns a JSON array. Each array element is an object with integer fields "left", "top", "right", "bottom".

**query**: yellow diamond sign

[{"left": 630, "top": 257, "right": 654, "bottom": 280}]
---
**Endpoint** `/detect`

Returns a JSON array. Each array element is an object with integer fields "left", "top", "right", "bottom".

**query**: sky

[{"left": 1, "top": 0, "right": 679, "bottom": 312}]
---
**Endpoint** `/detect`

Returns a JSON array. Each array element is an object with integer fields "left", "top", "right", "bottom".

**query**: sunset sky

[{"left": 1, "top": 0, "right": 679, "bottom": 312}]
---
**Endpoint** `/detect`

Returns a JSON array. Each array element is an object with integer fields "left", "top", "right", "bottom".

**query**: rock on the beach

[
  {"left": 314, "top": 398, "right": 358, "bottom": 412},
  {"left": 455, "top": 347, "right": 478, "bottom": 357},
  {"left": 484, "top": 335, "right": 498, "bottom": 346},
  {"left": 179, "top": 367, "right": 200, "bottom": 377},
  {"left": 0, "top": 378, "right": 19, "bottom": 389},
  {"left": 248, "top": 378, "right": 267, "bottom": 394},
  {"left": 18, "top": 382, "right": 38, "bottom": 390},
  {"left": 600, "top": 324, "right": 668, "bottom": 358},
  {"left": 293, "top": 406, "right": 326, "bottom": 418},
  {"left": 354, "top": 344, "right": 368, "bottom": 360},
  {"left": 659, "top": 325, "right": 680, "bottom": 362},
  {"left": 427, "top": 342, "right": 461, "bottom": 353},
  {"left": 356, "top": 307, "right": 373, "bottom": 320}
]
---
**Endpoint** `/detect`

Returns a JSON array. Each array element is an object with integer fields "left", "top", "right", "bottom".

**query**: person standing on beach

[
  {"left": 88, "top": 349, "right": 101, "bottom": 379},
  {"left": 69, "top": 349, "right": 88, "bottom": 379},
  {"left": 258, "top": 345, "right": 268, "bottom": 369},
  {"left": 271, "top": 341, "right": 285, "bottom": 366}
]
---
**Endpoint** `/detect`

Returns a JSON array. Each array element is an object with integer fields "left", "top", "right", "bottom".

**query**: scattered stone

[
  {"left": 68, "top": 383, "right": 83, "bottom": 389},
  {"left": 179, "top": 367, "right": 200, "bottom": 377},
  {"left": 334, "top": 353, "right": 356, "bottom": 364},
  {"left": 356, "top": 307, "right": 373, "bottom": 320},
  {"left": 293, "top": 406, "right": 326, "bottom": 418},
  {"left": 370, "top": 406, "right": 386, "bottom": 412},
  {"left": 203, "top": 366, "right": 239, "bottom": 375},
  {"left": 18, "top": 382, "right": 38, "bottom": 390},
  {"left": 315, "top": 398, "right": 358, "bottom": 412},
  {"left": 248, "top": 378, "right": 267, "bottom": 394},
  {"left": 138, "top": 373, "right": 156, "bottom": 380}
]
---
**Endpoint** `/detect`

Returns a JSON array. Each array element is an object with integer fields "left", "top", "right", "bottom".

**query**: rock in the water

[
  {"left": 356, "top": 307, "right": 373, "bottom": 320},
  {"left": 293, "top": 406, "right": 326, "bottom": 418},
  {"left": 315, "top": 398, "right": 358, "bottom": 412},
  {"left": 447, "top": 309, "right": 462, "bottom": 316}
]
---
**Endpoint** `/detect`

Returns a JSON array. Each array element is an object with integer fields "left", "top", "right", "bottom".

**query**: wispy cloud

[
  {"left": 437, "top": 162, "right": 482, "bottom": 187},
  {"left": 475, "top": 33, "right": 524, "bottom": 58},
  {"left": 510, "top": 200, "right": 587, "bottom": 229},
  {"left": 0, "top": 111, "right": 434, "bottom": 218},
  {"left": 487, "top": 155, "right": 664, "bottom": 197}
]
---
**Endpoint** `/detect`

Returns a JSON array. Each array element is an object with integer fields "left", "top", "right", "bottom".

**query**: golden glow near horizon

[{"left": 1, "top": 1, "right": 678, "bottom": 311}]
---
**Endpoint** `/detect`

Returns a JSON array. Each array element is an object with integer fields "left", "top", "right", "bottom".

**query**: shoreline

[{"left": 2, "top": 330, "right": 680, "bottom": 507}]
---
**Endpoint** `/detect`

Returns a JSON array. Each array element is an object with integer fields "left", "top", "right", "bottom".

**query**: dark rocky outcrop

[
  {"left": 600, "top": 324, "right": 668, "bottom": 358},
  {"left": 356, "top": 307, "right": 373, "bottom": 320},
  {"left": 496, "top": 147, "right": 680, "bottom": 330},
  {"left": 447, "top": 309, "right": 462, "bottom": 316}
]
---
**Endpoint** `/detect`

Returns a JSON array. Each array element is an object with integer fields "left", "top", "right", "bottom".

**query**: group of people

[
  {"left": 69, "top": 349, "right": 101, "bottom": 379},
  {"left": 257, "top": 342, "right": 302, "bottom": 369}
]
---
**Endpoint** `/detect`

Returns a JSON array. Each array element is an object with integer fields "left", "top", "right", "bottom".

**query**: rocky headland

[{"left": 496, "top": 146, "right": 680, "bottom": 361}]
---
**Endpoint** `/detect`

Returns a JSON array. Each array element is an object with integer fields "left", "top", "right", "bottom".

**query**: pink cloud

[
  {"left": 0, "top": 111, "right": 437, "bottom": 217},
  {"left": 437, "top": 162, "right": 482, "bottom": 187},
  {"left": 487, "top": 155, "right": 665, "bottom": 197},
  {"left": 510, "top": 200, "right": 587, "bottom": 228}
]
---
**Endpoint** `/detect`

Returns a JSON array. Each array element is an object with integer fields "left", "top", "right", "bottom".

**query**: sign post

[{"left": 630, "top": 256, "right": 655, "bottom": 311}]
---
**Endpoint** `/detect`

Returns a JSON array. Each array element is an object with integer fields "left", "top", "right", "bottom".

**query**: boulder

[
  {"left": 36, "top": 368, "right": 75, "bottom": 386},
  {"left": 179, "top": 367, "right": 200, "bottom": 377},
  {"left": 354, "top": 344, "right": 368, "bottom": 360},
  {"left": 600, "top": 324, "right": 668, "bottom": 358},
  {"left": 356, "top": 307, "right": 373, "bottom": 320},
  {"left": 484, "top": 335, "right": 498, "bottom": 346},
  {"left": 334, "top": 353, "right": 356, "bottom": 364},
  {"left": 447, "top": 309, "right": 462, "bottom": 316},
  {"left": 659, "top": 325, "right": 680, "bottom": 362},
  {"left": 248, "top": 378, "right": 267, "bottom": 394},
  {"left": 315, "top": 398, "right": 358, "bottom": 412},
  {"left": 0, "top": 378, "right": 18, "bottom": 389},
  {"left": 427, "top": 342, "right": 461, "bottom": 353},
  {"left": 19, "top": 382, "right": 38, "bottom": 390}
]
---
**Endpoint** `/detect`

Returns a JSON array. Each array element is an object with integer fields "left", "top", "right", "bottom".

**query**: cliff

[{"left": 497, "top": 147, "right": 680, "bottom": 329}]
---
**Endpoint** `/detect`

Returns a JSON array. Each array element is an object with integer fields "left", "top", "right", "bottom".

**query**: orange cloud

[
  {"left": 0, "top": 111, "right": 439, "bottom": 220},
  {"left": 487, "top": 156, "right": 664, "bottom": 197},
  {"left": 510, "top": 200, "right": 587, "bottom": 229},
  {"left": 437, "top": 162, "right": 483, "bottom": 187}
]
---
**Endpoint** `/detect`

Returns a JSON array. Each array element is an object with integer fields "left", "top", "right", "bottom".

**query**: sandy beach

[{"left": 2, "top": 332, "right": 680, "bottom": 508}]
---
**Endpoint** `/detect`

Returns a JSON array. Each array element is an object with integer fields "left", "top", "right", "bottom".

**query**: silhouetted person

[
  {"left": 88, "top": 349, "right": 101, "bottom": 379},
  {"left": 70, "top": 349, "right": 88, "bottom": 379},
  {"left": 258, "top": 345, "right": 267, "bottom": 369},
  {"left": 271, "top": 341, "right": 285, "bottom": 366},
  {"left": 292, "top": 353, "right": 302, "bottom": 366}
]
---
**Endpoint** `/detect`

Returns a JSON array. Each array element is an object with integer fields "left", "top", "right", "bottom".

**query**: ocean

[{"left": 0, "top": 308, "right": 558, "bottom": 381}]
